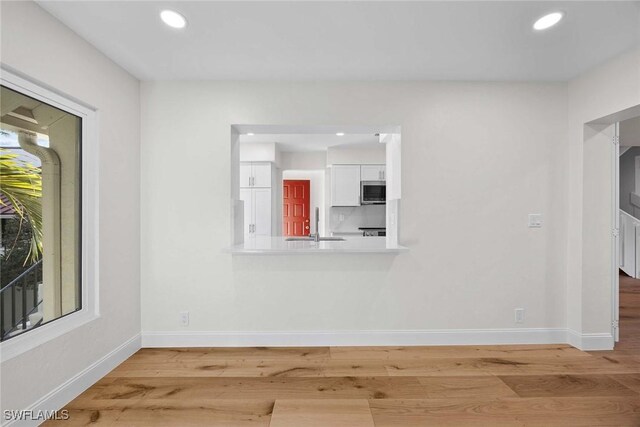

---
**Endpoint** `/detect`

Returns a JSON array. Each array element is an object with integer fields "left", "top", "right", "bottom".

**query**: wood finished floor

[{"left": 46, "top": 276, "right": 640, "bottom": 426}]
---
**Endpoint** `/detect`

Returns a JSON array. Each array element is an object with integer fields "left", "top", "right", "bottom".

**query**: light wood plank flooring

[
  {"left": 614, "top": 273, "right": 640, "bottom": 355},
  {"left": 45, "top": 276, "right": 640, "bottom": 426}
]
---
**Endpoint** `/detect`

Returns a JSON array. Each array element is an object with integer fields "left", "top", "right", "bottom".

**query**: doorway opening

[{"left": 617, "top": 114, "right": 640, "bottom": 352}]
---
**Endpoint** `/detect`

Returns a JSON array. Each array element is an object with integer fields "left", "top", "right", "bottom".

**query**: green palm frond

[{"left": 0, "top": 148, "right": 43, "bottom": 264}]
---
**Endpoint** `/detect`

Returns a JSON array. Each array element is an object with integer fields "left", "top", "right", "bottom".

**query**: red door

[{"left": 283, "top": 180, "right": 310, "bottom": 236}]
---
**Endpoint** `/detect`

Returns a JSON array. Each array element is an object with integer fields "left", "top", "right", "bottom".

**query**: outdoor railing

[{"left": 0, "top": 259, "right": 43, "bottom": 341}]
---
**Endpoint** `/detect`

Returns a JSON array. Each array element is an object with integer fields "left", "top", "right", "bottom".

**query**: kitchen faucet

[{"left": 310, "top": 207, "right": 320, "bottom": 242}]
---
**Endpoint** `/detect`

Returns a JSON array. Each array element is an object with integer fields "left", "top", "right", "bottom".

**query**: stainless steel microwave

[{"left": 361, "top": 181, "right": 386, "bottom": 204}]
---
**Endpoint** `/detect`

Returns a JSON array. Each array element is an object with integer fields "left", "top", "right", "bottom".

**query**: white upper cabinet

[
  {"left": 331, "top": 165, "right": 361, "bottom": 206},
  {"left": 361, "top": 165, "right": 386, "bottom": 181},
  {"left": 240, "top": 162, "right": 272, "bottom": 188},
  {"left": 252, "top": 163, "right": 272, "bottom": 188},
  {"left": 239, "top": 163, "right": 253, "bottom": 188}
]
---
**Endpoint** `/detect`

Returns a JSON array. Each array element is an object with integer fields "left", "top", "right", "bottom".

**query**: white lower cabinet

[
  {"left": 239, "top": 188, "right": 253, "bottom": 239},
  {"left": 253, "top": 188, "right": 272, "bottom": 236},
  {"left": 240, "top": 188, "right": 271, "bottom": 238}
]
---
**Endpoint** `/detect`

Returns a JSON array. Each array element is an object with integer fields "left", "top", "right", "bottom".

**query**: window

[{"left": 0, "top": 85, "right": 81, "bottom": 341}]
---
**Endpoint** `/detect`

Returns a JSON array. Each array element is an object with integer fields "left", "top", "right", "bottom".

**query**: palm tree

[{"left": 0, "top": 145, "right": 43, "bottom": 264}]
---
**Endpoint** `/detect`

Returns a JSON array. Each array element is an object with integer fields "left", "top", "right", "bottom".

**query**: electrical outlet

[
  {"left": 179, "top": 311, "right": 189, "bottom": 327},
  {"left": 528, "top": 214, "right": 542, "bottom": 228},
  {"left": 514, "top": 308, "right": 525, "bottom": 324}
]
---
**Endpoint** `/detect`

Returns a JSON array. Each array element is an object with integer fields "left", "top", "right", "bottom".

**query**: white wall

[
  {"left": 280, "top": 151, "right": 326, "bottom": 170},
  {"left": 141, "top": 80, "right": 568, "bottom": 338},
  {"left": 566, "top": 48, "right": 640, "bottom": 341},
  {"left": 621, "top": 116, "right": 640, "bottom": 146},
  {"left": 330, "top": 205, "right": 386, "bottom": 234},
  {"left": 327, "top": 144, "right": 385, "bottom": 165},
  {"left": 0, "top": 0, "right": 140, "bottom": 414}
]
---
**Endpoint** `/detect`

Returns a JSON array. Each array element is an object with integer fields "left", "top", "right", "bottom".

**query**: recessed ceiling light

[
  {"left": 160, "top": 10, "right": 187, "bottom": 29},
  {"left": 336, "top": 132, "right": 345, "bottom": 136},
  {"left": 247, "top": 132, "right": 255, "bottom": 136},
  {"left": 533, "top": 12, "right": 564, "bottom": 31}
]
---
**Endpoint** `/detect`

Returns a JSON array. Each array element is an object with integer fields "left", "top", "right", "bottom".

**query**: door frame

[
  {"left": 282, "top": 179, "right": 311, "bottom": 237},
  {"left": 612, "top": 121, "right": 620, "bottom": 342}
]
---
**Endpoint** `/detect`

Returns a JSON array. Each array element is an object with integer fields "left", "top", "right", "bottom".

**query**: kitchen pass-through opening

[{"left": 229, "top": 125, "right": 402, "bottom": 251}]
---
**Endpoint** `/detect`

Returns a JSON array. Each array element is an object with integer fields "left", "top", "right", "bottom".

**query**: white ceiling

[
  {"left": 37, "top": 1, "right": 640, "bottom": 81},
  {"left": 239, "top": 133, "right": 380, "bottom": 152}
]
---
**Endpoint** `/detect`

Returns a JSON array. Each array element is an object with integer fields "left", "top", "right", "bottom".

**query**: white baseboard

[
  {"left": 142, "top": 328, "right": 569, "bottom": 348},
  {"left": 2, "top": 334, "right": 141, "bottom": 427},
  {"left": 566, "top": 329, "right": 614, "bottom": 351}
]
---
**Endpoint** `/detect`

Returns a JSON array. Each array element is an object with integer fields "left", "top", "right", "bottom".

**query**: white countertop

[{"left": 226, "top": 236, "right": 408, "bottom": 255}]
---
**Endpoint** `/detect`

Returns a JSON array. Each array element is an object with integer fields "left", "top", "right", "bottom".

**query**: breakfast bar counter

[{"left": 226, "top": 236, "right": 408, "bottom": 255}]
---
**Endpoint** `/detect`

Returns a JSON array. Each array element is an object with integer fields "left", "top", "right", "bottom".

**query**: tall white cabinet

[
  {"left": 240, "top": 162, "right": 272, "bottom": 238},
  {"left": 240, "top": 162, "right": 272, "bottom": 188}
]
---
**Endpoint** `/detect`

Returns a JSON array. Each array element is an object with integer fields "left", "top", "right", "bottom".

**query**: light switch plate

[{"left": 528, "top": 214, "right": 542, "bottom": 228}]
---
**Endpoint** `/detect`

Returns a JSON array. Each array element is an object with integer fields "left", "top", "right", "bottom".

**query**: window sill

[{"left": 0, "top": 310, "right": 100, "bottom": 363}]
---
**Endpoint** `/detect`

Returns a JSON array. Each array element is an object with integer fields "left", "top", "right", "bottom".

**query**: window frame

[{"left": 0, "top": 67, "right": 99, "bottom": 362}]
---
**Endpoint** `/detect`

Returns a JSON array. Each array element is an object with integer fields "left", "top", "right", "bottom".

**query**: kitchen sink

[
  {"left": 285, "top": 208, "right": 345, "bottom": 242},
  {"left": 285, "top": 237, "right": 345, "bottom": 242}
]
